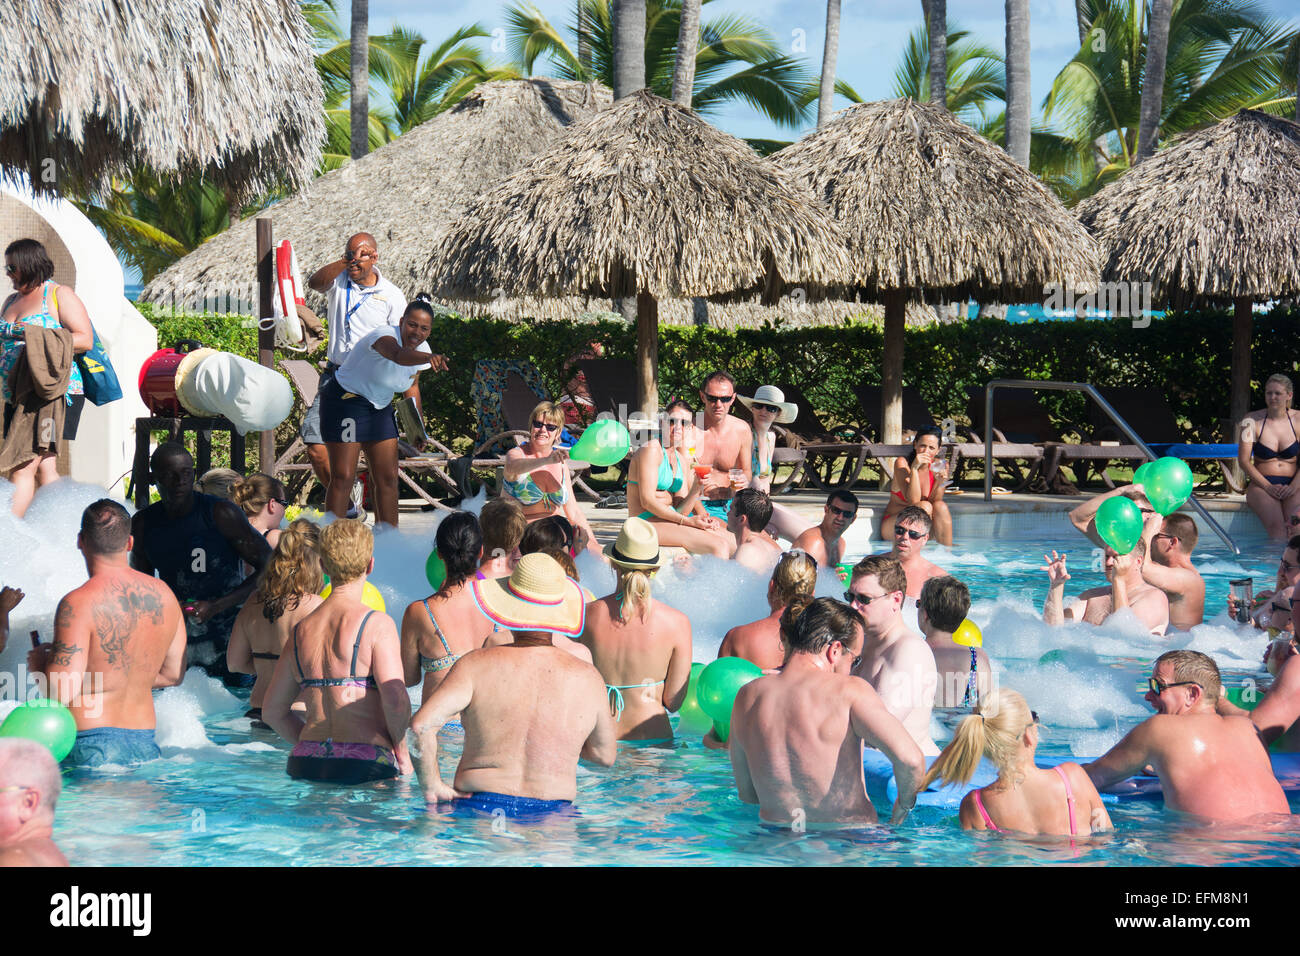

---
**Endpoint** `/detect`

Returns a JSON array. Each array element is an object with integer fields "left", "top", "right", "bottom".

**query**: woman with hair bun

[
  {"left": 922, "top": 688, "right": 1111, "bottom": 837},
  {"left": 227, "top": 519, "right": 325, "bottom": 723},
  {"left": 400, "top": 511, "right": 496, "bottom": 702},
  {"left": 718, "top": 550, "right": 819, "bottom": 670},
  {"left": 231, "top": 473, "right": 289, "bottom": 551}
]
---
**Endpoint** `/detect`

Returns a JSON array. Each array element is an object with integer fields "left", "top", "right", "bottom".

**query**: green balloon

[
  {"left": 1144, "top": 457, "right": 1194, "bottom": 516},
  {"left": 677, "top": 662, "right": 712, "bottom": 733},
  {"left": 1133, "top": 461, "right": 1154, "bottom": 487},
  {"left": 569, "top": 419, "right": 631, "bottom": 468},
  {"left": 0, "top": 699, "right": 77, "bottom": 762},
  {"left": 697, "top": 657, "right": 762, "bottom": 724},
  {"left": 426, "top": 550, "right": 447, "bottom": 592},
  {"left": 712, "top": 718, "right": 730, "bottom": 743},
  {"left": 1095, "top": 495, "right": 1143, "bottom": 554}
]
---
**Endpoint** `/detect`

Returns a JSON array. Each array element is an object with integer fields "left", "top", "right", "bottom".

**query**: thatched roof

[
  {"left": 0, "top": 0, "right": 323, "bottom": 200},
  {"left": 771, "top": 98, "right": 1099, "bottom": 301},
  {"left": 425, "top": 89, "right": 853, "bottom": 304},
  {"left": 1076, "top": 109, "right": 1300, "bottom": 307},
  {"left": 142, "top": 79, "right": 609, "bottom": 308}
]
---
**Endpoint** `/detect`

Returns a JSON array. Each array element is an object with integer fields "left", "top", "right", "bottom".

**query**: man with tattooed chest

[{"left": 27, "top": 500, "right": 187, "bottom": 768}]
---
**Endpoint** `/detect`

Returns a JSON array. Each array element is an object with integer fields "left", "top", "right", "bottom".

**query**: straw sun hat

[
  {"left": 471, "top": 552, "right": 586, "bottom": 636},
  {"left": 737, "top": 385, "right": 798, "bottom": 424},
  {"left": 603, "top": 516, "right": 666, "bottom": 570}
]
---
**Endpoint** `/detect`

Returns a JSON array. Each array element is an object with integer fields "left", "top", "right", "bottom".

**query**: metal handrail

[{"left": 982, "top": 379, "right": 1239, "bottom": 555}]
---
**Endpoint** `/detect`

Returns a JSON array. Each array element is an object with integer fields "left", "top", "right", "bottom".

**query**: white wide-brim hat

[
  {"left": 737, "top": 385, "right": 798, "bottom": 424},
  {"left": 471, "top": 552, "right": 586, "bottom": 637}
]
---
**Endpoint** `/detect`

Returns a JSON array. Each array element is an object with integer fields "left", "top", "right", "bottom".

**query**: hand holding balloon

[{"left": 1094, "top": 496, "right": 1143, "bottom": 553}]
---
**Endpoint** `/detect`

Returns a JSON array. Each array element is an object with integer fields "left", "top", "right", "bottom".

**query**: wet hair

[
  {"left": 895, "top": 505, "right": 932, "bottom": 534},
  {"left": 4, "top": 238, "right": 55, "bottom": 287},
  {"left": 851, "top": 554, "right": 907, "bottom": 597},
  {"left": 520, "top": 515, "right": 573, "bottom": 556},
  {"left": 318, "top": 518, "right": 372, "bottom": 586},
  {"left": 436, "top": 511, "right": 482, "bottom": 594},
  {"left": 0, "top": 738, "right": 59, "bottom": 819},
  {"left": 922, "top": 688, "right": 1035, "bottom": 788},
  {"left": 827, "top": 489, "right": 859, "bottom": 510},
  {"left": 1161, "top": 513, "right": 1198, "bottom": 553},
  {"left": 231, "top": 473, "right": 285, "bottom": 517},
  {"left": 700, "top": 370, "right": 736, "bottom": 393},
  {"left": 1265, "top": 373, "right": 1293, "bottom": 395},
  {"left": 529, "top": 401, "right": 564, "bottom": 428},
  {"left": 80, "top": 499, "right": 131, "bottom": 554},
  {"left": 918, "top": 575, "right": 970, "bottom": 633},
  {"left": 480, "top": 497, "right": 526, "bottom": 559},
  {"left": 150, "top": 441, "right": 192, "bottom": 473},
  {"left": 779, "top": 596, "right": 863, "bottom": 656},
  {"left": 770, "top": 551, "right": 817, "bottom": 608},
  {"left": 906, "top": 425, "right": 943, "bottom": 464},
  {"left": 260, "top": 520, "right": 324, "bottom": 622},
  {"left": 1153, "top": 649, "right": 1221, "bottom": 701},
  {"left": 732, "top": 488, "right": 772, "bottom": 532},
  {"left": 196, "top": 468, "right": 242, "bottom": 500}
]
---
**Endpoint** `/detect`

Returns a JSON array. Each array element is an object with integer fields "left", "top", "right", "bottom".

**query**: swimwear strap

[{"left": 606, "top": 679, "right": 665, "bottom": 720}]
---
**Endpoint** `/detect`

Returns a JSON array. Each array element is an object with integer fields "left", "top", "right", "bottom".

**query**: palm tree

[
  {"left": 671, "top": 0, "right": 701, "bottom": 105},
  {"left": 817, "top": 0, "right": 841, "bottom": 128},
  {"left": 350, "top": 0, "right": 369, "bottom": 159},
  {"left": 923, "top": 0, "right": 947, "bottom": 108},
  {"left": 871, "top": 23, "right": 1004, "bottom": 133},
  {"left": 1005, "top": 0, "right": 1031, "bottom": 166},
  {"left": 1044, "top": 0, "right": 1295, "bottom": 199},
  {"left": 506, "top": 1, "right": 812, "bottom": 130},
  {"left": 612, "top": 0, "right": 646, "bottom": 97},
  {"left": 1135, "top": 0, "right": 1173, "bottom": 162}
]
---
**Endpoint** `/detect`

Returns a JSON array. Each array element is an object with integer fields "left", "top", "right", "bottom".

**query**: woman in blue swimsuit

[
  {"left": 503, "top": 401, "right": 599, "bottom": 554},
  {"left": 625, "top": 400, "right": 732, "bottom": 558},
  {"left": 1240, "top": 374, "right": 1300, "bottom": 539}
]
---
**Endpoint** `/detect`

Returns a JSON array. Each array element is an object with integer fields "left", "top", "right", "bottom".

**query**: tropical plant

[
  {"left": 1005, "top": 0, "right": 1031, "bottom": 166},
  {"left": 505, "top": 0, "right": 812, "bottom": 129}
]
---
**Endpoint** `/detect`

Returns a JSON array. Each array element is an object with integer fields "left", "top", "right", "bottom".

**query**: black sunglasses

[
  {"left": 894, "top": 526, "right": 925, "bottom": 540},
  {"left": 342, "top": 248, "right": 373, "bottom": 262},
  {"left": 844, "top": 589, "right": 890, "bottom": 607},
  {"left": 273, "top": 497, "right": 290, "bottom": 508},
  {"left": 1147, "top": 677, "right": 1201, "bottom": 695},
  {"left": 704, "top": 393, "right": 735, "bottom": 404},
  {"left": 532, "top": 420, "right": 559, "bottom": 433},
  {"left": 667, "top": 417, "right": 692, "bottom": 427},
  {"left": 3, "top": 265, "right": 14, "bottom": 275},
  {"left": 751, "top": 402, "right": 780, "bottom": 413},
  {"left": 832, "top": 639, "right": 863, "bottom": 669},
  {"left": 828, "top": 504, "right": 857, "bottom": 519}
]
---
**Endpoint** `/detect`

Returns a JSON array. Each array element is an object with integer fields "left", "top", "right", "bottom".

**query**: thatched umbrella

[
  {"left": 0, "top": 0, "right": 323, "bottom": 200},
  {"left": 772, "top": 98, "right": 1100, "bottom": 443},
  {"left": 425, "top": 89, "right": 853, "bottom": 414},
  {"left": 1077, "top": 108, "right": 1300, "bottom": 427},
  {"left": 142, "top": 79, "right": 610, "bottom": 308}
]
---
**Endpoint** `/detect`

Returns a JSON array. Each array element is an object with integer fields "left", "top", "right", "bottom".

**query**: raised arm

[
  {"left": 850, "top": 683, "right": 924, "bottom": 824},
  {"left": 1042, "top": 551, "right": 1081, "bottom": 625},
  {"left": 371, "top": 334, "right": 434, "bottom": 368},
  {"left": 1068, "top": 484, "right": 1146, "bottom": 548},
  {"left": 0, "top": 585, "right": 23, "bottom": 656},
  {"left": 197, "top": 500, "right": 274, "bottom": 622},
  {"left": 307, "top": 258, "right": 345, "bottom": 293}
]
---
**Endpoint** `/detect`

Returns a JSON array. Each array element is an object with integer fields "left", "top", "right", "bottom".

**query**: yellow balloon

[
  {"left": 952, "top": 619, "right": 982, "bottom": 648},
  {"left": 319, "top": 581, "right": 386, "bottom": 612}
]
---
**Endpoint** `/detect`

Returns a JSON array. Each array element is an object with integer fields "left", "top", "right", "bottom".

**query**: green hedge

[{"left": 135, "top": 302, "right": 1300, "bottom": 452}]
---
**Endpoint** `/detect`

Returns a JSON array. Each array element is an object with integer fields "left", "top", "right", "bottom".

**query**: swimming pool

[{"left": 3, "top": 483, "right": 1298, "bottom": 865}]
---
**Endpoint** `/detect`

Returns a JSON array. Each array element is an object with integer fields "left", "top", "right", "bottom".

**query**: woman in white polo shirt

[{"left": 320, "top": 298, "right": 446, "bottom": 527}]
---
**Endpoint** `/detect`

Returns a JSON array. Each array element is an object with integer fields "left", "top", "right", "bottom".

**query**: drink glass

[{"left": 1229, "top": 578, "right": 1253, "bottom": 624}]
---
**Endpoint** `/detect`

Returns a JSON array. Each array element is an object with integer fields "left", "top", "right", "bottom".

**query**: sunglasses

[
  {"left": 3, "top": 265, "right": 14, "bottom": 275},
  {"left": 1151, "top": 532, "right": 1175, "bottom": 543},
  {"left": 1282, "top": 559, "right": 1300, "bottom": 571},
  {"left": 1147, "top": 677, "right": 1201, "bottom": 695},
  {"left": 844, "top": 590, "right": 890, "bottom": 607},
  {"left": 828, "top": 505, "right": 857, "bottom": 519},
  {"left": 532, "top": 421, "right": 560, "bottom": 433},
  {"left": 667, "top": 417, "right": 692, "bottom": 427},
  {"left": 342, "top": 249, "right": 374, "bottom": 262},
  {"left": 751, "top": 402, "right": 780, "bottom": 414},
  {"left": 704, "top": 393, "right": 735, "bottom": 404},
  {"left": 273, "top": 497, "right": 290, "bottom": 508},
  {"left": 894, "top": 526, "right": 926, "bottom": 540},
  {"left": 833, "top": 640, "right": 863, "bottom": 669},
  {"left": 1290, "top": 516, "right": 1300, "bottom": 525}
]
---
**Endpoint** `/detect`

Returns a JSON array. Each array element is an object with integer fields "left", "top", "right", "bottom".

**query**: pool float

[{"left": 863, "top": 749, "right": 1300, "bottom": 809}]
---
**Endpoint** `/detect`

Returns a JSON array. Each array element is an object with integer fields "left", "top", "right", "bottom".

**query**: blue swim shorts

[
  {"left": 701, "top": 498, "right": 732, "bottom": 522},
  {"left": 453, "top": 791, "right": 577, "bottom": 819},
  {"left": 63, "top": 727, "right": 161, "bottom": 769}
]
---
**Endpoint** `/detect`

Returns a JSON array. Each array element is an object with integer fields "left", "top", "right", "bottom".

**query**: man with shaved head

[
  {"left": 304, "top": 232, "right": 407, "bottom": 514},
  {"left": 0, "top": 738, "right": 68, "bottom": 865}
]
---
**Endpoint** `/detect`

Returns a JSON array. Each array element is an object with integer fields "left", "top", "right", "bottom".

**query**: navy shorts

[{"left": 319, "top": 377, "right": 397, "bottom": 444}]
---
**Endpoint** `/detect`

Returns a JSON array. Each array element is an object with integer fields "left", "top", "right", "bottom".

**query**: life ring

[{"left": 274, "top": 240, "right": 305, "bottom": 345}]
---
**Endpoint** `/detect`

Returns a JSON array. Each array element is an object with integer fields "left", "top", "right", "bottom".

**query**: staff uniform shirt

[
  {"left": 335, "top": 327, "right": 431, "bottom": 409},
  {"left": 325, "top": 267, "right": 407, "bottom": 367}
]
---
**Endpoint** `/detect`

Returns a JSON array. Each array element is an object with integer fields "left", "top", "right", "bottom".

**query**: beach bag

[{"left": 76, "top": 325, "right": 123, "bottom": 406}]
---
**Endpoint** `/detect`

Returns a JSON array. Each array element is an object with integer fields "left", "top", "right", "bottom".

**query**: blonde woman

[
  {"left": 579, "top": 517, "right": 693, "bottom": 740},
  {"left": 227, "top": 519, "right": 324, "bottom": 723},
  {"left": 717, "top": 550, "right": 819, "bottom": 669},
  {"left": 231, "top": 473, "right": 289, "bottom": 552},
  {"left": 503, "top": 400, "right": 598, "bottom": 553},
  {"left": 1240, "top": 373, "right": 1300, "bottom": 539},
  {"left": 923, "top": 688, "right": 1111, "bottom": 837}
]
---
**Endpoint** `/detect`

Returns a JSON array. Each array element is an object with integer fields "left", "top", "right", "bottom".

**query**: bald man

[
  {"left": 302, "top": 232, "right": 408, "bottom": 506},
  {"left": 0, "top": 739, "right": 68, "bottom": 866}
]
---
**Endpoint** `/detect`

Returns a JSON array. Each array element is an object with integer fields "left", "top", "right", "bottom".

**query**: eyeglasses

[
  {"left": 704, "top": 393, "right": 735, "bottom": 404},
  {"left": 751, "top": 402, "right": 779, "bottom": 414},
  {"left": 1281, "top": 559, "right": 1300, "bottom": 571},
  {"left": 667, "top": 417, "right": 692, "bottom": 427},
  {"left": 1152, "top": 532, "right": 1175, "bottom": 543},
  {"left": 1289, "top": 516, "right": 1300, "bottom": 525},
  {"left": 844, "top": 590, "right": 889, "bottom": 607},
  {"left": 828, "top": 505, "right": 857, "bottom": 519},
  {"left": 342, "top": 248, "right": 373, "bottom": 262},
  {"left": 1147, "top": 677, "right": 1201, "bottom": 695},
  {"left": 894, "top": 526, "right": 926, "bottom": 540},
  {"left": 832, "top": 640, "right": 863, "bottom": 669},
  {"left": 0, "top": 785, "right": 31, "bottom": 795},
  {"left": 272, "top": 497, "right": 290, "bottom": 509},
  {"left": 532, "top": 421, "right": 559, "bottom": 433}
]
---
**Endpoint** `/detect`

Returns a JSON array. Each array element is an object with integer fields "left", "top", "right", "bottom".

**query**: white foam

[{"left": 154, "top": 667, "right": 242, "bottom": 750}]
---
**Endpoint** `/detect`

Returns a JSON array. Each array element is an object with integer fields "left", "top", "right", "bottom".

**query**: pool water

[{"left": 3, "top": 482, "right": 1299, "bottom": 865}]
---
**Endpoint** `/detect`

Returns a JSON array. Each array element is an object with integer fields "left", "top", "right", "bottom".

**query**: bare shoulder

[
  {"left": 656, "top": 601, "right": 691, "bottom": 628},
  {"left": 923, "top": 558, "right": 946, "bottom": 577},
  {"left": 1078, "top": 585, "right": 1111, "bottom": 600},
  {"left": 728, "top": 416, "right": 753, "bottom": 439}
]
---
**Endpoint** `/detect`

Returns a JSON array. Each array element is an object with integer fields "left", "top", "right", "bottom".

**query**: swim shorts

[
  {"left": 453, "top": 791, "right": 577, "bottom": 819},
  {"left": 63, "top": 727, "right": 162, "bottom": 769}
]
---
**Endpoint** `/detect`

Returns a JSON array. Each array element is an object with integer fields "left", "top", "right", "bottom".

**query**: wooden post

[
  {"left": 256, "top": 218, "right": 275, "bottom": 472},
  {"left": 1230, "top": 297, "right": 1252, "bottom": 428},
  {"left": 636, "top": 291, "right": 659, "bottom": 417},
  {"left": 881, "top": 291, "right": 907, "bottom": 444}
]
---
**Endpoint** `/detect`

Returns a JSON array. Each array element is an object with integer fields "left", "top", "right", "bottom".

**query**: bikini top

[
  {"left": 629, "top": 445, "right": 685, "bottom": 495},
  {"left": 505, "top": 467, "right": 569, "bottom": 508},
  {"left": 752, "top": 432, "right": 772, "bottom": 479},
  {"left": 293, "top": 610, "right": 377, "bottom": 690},
  {"left": 419, "top": 598, "right": 460, "bottom": 673},
  {"left": 1253, "top": 415, "right": 1300, "bottom": 461},
  {"left": 972, "top": 765, "right": 1077, "bottom": 836}
]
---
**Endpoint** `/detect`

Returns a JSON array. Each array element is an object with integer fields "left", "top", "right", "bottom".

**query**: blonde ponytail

[
  {"left": 920, "top": 688, "right": 1035, "bottom": 789},
  {"left": 616, "top": 567, "right": 653, "bottom": 623}
]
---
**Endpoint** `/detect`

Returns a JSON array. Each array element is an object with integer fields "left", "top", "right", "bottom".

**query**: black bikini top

[{"left": 1254, "top": 416, "right": 1300, "bottom": 462}]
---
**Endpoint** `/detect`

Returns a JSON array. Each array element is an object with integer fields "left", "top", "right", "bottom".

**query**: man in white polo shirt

[{"left": 304, "top": 232, "right": 407, "bottom": 515}]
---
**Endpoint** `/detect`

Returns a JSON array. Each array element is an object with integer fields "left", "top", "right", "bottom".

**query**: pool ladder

[{"left": 981, "top": 379, "right": 1240, "bottom": 556}]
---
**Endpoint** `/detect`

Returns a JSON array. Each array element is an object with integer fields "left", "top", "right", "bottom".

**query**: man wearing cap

[
  {"left": 694, "top": 371, "right": 753, "bottom": 525},
  {"left": 303, "top": 232, "right": 407, "bottom": 509},
  {"left": 581, "top": 517, "right": 693, "bottom": 740},
  {"left": 411, "top": 553, "right": 618, "bottom": 814}
]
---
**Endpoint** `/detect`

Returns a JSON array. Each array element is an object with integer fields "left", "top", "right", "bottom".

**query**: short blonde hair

[
  {"left": 529, "top": 401, "right": 564, "bottom": 427},
  {"left": 1266, "top": 373, "right": 1294, "bottom": 394},
  {"left": 319, "top": 519, "right": 372, "bottom": 585},
  {"left": 1155, "top": 649, "right": 1221, "bottom": 701}
]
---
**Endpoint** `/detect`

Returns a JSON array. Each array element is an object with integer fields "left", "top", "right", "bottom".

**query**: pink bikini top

[{"left": 972, "top": 765, "right": 1077, "bottom": 835}]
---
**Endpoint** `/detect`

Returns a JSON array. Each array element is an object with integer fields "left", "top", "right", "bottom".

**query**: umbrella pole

[
  {"left": 882, "top": 291, "right": 906, "bottom": 445},
  {"left": 636, "top": 292, "right": 659, "bottom": 417},
  {"left": 256, "top": 218, "right": 275, "bottom": 471},
  {"left": 1230, "top": 297, "right": 1252, "bottom": 428}
]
